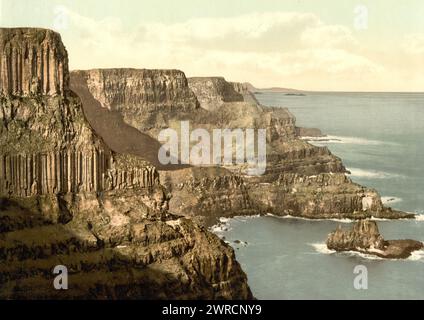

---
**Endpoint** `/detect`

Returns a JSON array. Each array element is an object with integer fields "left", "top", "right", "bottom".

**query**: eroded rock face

[
  {"left": 70, "top": 70, "right": 412, "bottom": 224},
  {"left": 160, "top": 167, "right": 257, "bottom": 226},
  {"left": 0, "top": 30, "right": 158, "bottom": 198},
  {"left": 295, "top": 127, "right": 323, "bottom": 137},
  {"left": 188, "top": 77, "right": 243, "bottom": 111},
  {"left": 72, "top": 69, "right": 199, "bottom": 132},
  {"left": 0, "top": 28, "right": 252, "bottom": 300},
  {"left": 0, "top": 190, "right": 252, "bottom": 299},
  {"left": 327, "top": 220, "right": 423, "bottom": 259},
  {"left": 0, "top": 28, "right": 68, "bottom": 96}
]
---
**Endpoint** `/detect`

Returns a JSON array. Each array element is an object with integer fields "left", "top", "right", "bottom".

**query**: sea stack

[{"left": 327, "top": 220, "right": 423, "bottom": 259}]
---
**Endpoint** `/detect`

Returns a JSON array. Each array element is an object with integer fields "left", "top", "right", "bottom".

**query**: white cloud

[
  {"left": 301, "top": 25, "right": 359, "bottom": 48},
  {"left": 59, "top": 8, "right": 390, "bottom": 89}
]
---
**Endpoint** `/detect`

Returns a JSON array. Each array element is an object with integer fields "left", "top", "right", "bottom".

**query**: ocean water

[{"left": 214, "top": 92, "right": 424, "bottom": 300}]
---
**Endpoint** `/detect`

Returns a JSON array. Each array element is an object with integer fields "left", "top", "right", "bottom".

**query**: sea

[{"left": 212, "top": 92, "right": 424, "bottom": 300}]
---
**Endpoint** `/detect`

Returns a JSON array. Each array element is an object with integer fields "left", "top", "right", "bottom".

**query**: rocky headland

[
  {"left": 69, "top": 69, "right": 414, "bottom": 226},
  {"left": 327, "top": 220, "right": 423, "bottom": 259},
  {"left": 0, "top": 28, "right": 252, "bottom": 299}
]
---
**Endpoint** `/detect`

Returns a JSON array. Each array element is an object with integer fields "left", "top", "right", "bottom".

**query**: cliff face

[
  {"left": 188, "top": 77, "right": 243, "bottom": 110},
  {"left": 0, "top": 28, "right": 252, "bottom": 299},
  {"left": 249, "top": 173, "right": 384, "bottom": 218},
  {"left": 0, "top": 192, "right": 252, "bottom": 299},
  {"left": 72, "top": 70, "right": 411, "bottom": 223},
  {"left": 71, "top": 69, "right": 199, "bottom": 132},
  {"left": 0, "top": 30, "right": 156, "bottom": 198},
  {"left": 0, "top": 28, "right": 68, "bottom": 96},
  {"left": 160, "top": 167, "right": 257, "bottom": 226}
]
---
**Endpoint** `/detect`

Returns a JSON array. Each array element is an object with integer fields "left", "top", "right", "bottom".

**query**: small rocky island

[{"left": 327, "top": 220, "right": 423, "bottom": 259}]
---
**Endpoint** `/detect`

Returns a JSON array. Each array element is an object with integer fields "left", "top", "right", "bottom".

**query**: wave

[
  {"left": 210, "top": 214, "right": 261, "bottom": 233},
  {"left": 415, "top": 214, "right": 424, "bottom": 221},
  {"left": 209, "top": 217, "right": 232, "bottom": 233},
  {"left": 268, "top": 212, "right": 423, "bottom": 223},
  {"left": 409, "top": 249, "right": 424, "bottom": 261},
  {"left": 209, "top": 224, "right": 232, "bottom": 233},
  {"left": 309, "top": 243, "right": 383, "bottom": 260},
  {"left": 309, "top": 243, "right": 336, "bottom": 254},
  {"left": 310, "top": 243, "right": 424, "bottom": 261},
  {"left": 302, "top": 135, "right": 387, "bottom": 146},
  {"left": 381, "top": 196, "right": 403, "bottom": 204},
  {"left": 272, "top": 214, "right": 353, "bottom": 223},
  {"left": 347, "top": 168, "right": 402, "bottom": 179}
]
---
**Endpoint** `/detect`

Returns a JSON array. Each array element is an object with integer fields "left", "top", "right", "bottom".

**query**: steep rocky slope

[
  {"left": 71, "top": 70, "right": 412, "bottom": 223},
  {"left": 0, "top": 28, "right": 252, "bottom": 299},
  {"left": 188, "top": 77, "right": 244, "bottom": 111}
]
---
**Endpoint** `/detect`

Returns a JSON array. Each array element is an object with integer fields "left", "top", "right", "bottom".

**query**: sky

[{"left": 0, "top": 0, "right": 423, "bottom": 91}]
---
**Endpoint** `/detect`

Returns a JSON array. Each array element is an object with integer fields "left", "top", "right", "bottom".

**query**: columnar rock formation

[
  {"left": 0, "top": 29, "right": 159, "bottom": 198},
  {"left": 0, "top": 28, "right": 252, "bottom": 300},
  {"left": 0, "top": 28, "right": 67, "bottom": 96},
  {"left": 327, "top": 220, "right": 423, "bottom": 259}
]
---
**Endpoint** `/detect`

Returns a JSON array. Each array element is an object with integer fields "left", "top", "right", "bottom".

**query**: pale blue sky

[{"left": 1, "top": 0, "right": 423, "bottom": 90}]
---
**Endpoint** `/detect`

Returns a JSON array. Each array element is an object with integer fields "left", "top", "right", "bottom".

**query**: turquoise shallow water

[{"left": 215, "top": 92, "right": 424, "bottom": 300}]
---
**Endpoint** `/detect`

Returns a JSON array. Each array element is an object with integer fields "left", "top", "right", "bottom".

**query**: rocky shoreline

[
  {"left": 0, "top": 27, "right": 419, "bottom": 299},
  {"left": 70, "top": 70, "right": 416, "bottom": 225}
]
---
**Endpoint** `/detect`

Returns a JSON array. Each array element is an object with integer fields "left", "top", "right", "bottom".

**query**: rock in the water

[{"left": 326, "top": 220, "right": 423, "bottom": 259}]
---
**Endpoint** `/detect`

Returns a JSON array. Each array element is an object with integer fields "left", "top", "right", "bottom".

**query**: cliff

[
  {"left": 327, "top": 220, "right": 423, "bottom": 259},
  {"left": 72, "top": 69, "right": 199, "bottom": 132},
  {"left": 0, "top": 28, "right": 68, "bottom": 96},
  {"left": 0, "top": 30, "right": 156, "bottom": 197},
  {"left": 71, "top": 69, "right": 413, "bottom": 224},
  {"left": 188, "top": 77, "right": 243, "bottom": 111},
  {"left": 0, "top": 28, "right": 252, "bottom": 299},
  {"left": 70, "top": 70, "right": 412, "bottom": 223}
]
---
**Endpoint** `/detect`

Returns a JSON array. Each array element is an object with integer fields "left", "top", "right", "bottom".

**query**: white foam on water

[
  {"left": 309, "top": 243, "right": 336, "bottom": 254},
  {"left": 210, "top": 219, "right": 232, "bottom": 233},
  {"left": 408, "top": 249, "right": 424, "bottom": 261},
  {"left": 232, "top": 214, "right": 261, "bottom": 222},
  {"left": 309, "top": 243, "right": 384, "bottom": 260},
  {"left": 302, "top": 135, "right": 387, "bottom": 146},
  {"left": 369, "top": 217, "right": 390, "bottom": 221},
  {"left": 210, "top": 214, "right": 261, "bottom": 234},
  {"left": 311, "top": 243, "right": 424, "bottom": 261},
  {"left": 343, "top": 250, "right": 386, "bottom": 260},
  {"left": 348, "top": 168, "right": 401, "bottom": 179},
  {"left": 381, "top": 196, "right": 403, "bottom": 204},
  {"left": 276, "top": 214, "right": 353, "bottom": 224},
  {"left": 415, "top": 214, "right": 424, "bottom": 221},
  {"left": 310, "top": 244, "right": 386, "bottom": 260},
  {"left": 209, "top": 224, "right": 229, "bottom": 233}
]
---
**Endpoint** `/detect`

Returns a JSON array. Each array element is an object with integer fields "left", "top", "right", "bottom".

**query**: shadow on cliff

[
  {"left": 69, "top": 73, "right": 190, "bottom": 172},
  {"left": 0, "top": 196, "right": 204, "bottom": 299}
]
